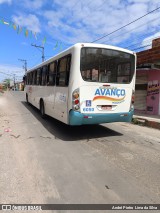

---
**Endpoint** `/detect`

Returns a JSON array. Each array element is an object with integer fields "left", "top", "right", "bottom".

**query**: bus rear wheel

[{"left": 40, "top": 100, "right": 46, "bottom": 118}]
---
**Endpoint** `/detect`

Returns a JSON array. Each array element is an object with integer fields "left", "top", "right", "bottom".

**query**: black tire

[{"left": 40, "top": 100, "right": 46, "bottom": 118}]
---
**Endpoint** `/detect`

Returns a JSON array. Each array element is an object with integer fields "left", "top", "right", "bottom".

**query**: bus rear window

[{"left": 80, "top": 47, "right": 135, "bottom": 84}]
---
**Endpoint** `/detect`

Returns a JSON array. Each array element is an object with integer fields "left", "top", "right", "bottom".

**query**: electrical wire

[
  {"left": 102, "top": 15, "right": 160, "bottom": 45},
  {"left": 120, "top": 24, "right": 160, "bottom": 49},
  {"left": 124, "top": 34, "right": 160, "bottom": 50},
  {"left": 133, "top": 44, "right": 152, "bottom": 51},
  {"left": 0, "top": 71, "right": 14, "bottom": 76},
  {"left": 91, "top": 6, "right": 160, "bottom": 43}
]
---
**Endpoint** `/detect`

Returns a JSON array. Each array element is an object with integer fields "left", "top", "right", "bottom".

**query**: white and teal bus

[{"left": 25, "top": 43, "right": 136, "bottom": 126}]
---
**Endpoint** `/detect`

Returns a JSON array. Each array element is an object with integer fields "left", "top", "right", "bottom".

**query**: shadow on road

[{"left": 22, "top": 101, "right": 123, "bottom": 141}]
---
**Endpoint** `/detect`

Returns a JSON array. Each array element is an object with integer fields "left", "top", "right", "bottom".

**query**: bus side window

[
  {"left": 35, "top": 70, "right": 37, "bottom": 85},
  {"left": 57, "top": 55, "right": 71, "bottom": 86},
  {"left": 49, "top": 62, "right": 56, "bottom": 86},
  {"left": 37, "top": 68, "right": 42, "bottom": 85},
  {"left": 28, "top": 73, "right": 30, "bottom": 85},
  {"left": 32, "top": 70, "right": 35, "bottom": 85},
  {"left": 27, "top": 73, "right": 30, "bottom": 85},
  {"left": 66, "top": 55, "right": 71, "bottom": 85},
  {"left": 46, "top": 64, "right": 49, "bottom": 85},
  {"left": 31, "top": 72, "right": 33, "bottom": 85},
  {"left": 42, "top": 66, "right": 47, "bottom": 86},
  {"left": 32, "top": 71, "right": 34, "bottom": 85},
  {"left": 28, "top": 74, "right": 30, "bottom": 85},
  {"left": 26, "top": 74, "right": 28, "bottom": 85},
  {"left": 29, "top": 72, "right": 33, "bottom": 85}
]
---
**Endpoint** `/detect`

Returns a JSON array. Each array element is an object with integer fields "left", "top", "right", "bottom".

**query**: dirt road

[{"left": 0, "top": 91, "right": 160, "bottom": 212}]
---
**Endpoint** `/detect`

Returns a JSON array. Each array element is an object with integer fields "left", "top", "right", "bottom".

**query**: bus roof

[
  {"left": 74, "top": 43, "right": 135, "bottom": 55},
  {"left": 26, "top": 43, "right": 135, "bottom": 73}
]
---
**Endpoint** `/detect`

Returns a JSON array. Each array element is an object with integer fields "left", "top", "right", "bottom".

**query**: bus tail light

[
  {"left": 73, "top": 92, "right": 79, "bottom": 99},
  {"left": 74, "top": 99, "right": 79, "bottom": 105},
  {"left": 72, "top": 89, "right": 80, "bottom": 111}
]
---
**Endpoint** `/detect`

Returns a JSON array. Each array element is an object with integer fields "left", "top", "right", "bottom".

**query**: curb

[
  {"left": 132, "top": 117, "right": 160, "bottom": 130},
  {"left": 145, "top": 120, "right": 160, "bottom": 130}
]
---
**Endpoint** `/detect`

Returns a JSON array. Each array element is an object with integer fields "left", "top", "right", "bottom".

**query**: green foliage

[{"left": 132, "top": 118, "right": 144, "bottom": 126}]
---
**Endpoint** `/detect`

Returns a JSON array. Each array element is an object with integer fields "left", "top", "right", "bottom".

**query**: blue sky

[{"left": 0, "top": 0, "right": 160, "bottom": 82}]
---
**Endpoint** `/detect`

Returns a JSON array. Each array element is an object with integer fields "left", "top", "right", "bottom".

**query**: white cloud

[
  {"left": 19, "top": 0, "right": 45, "bottom": 10},
  {"left": 41, "top": 0, "right": 160, "bottom": 48},
  {"left": 142, "top": 32, "right": 160, "bottom": 47},
  {"left": 12, "top": 14, "right": 41, "bottom": 33},
  {"left": 0, "top": 64, "right": 24, "bottom": 82},
  {"left": 7, "top": 0, "right": 160, "bottom": 52},
  {"left": 0, "top": 64, "right": 23, "bottom": 74},
  {"left": 0, "top": 0, "right": 12, "bottom": 4}
]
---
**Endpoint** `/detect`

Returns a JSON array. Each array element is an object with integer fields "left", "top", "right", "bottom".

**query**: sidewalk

[{"left": 133, "top": 113, "right": 160, "bottom": 130}]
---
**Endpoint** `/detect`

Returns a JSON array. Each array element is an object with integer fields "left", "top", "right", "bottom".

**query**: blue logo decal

[
  {"left": 86, "top": 100, "right": 91, "bottom": 107},
  {"left": 94, "top": 88, "right": 126, "bottom": 98}
]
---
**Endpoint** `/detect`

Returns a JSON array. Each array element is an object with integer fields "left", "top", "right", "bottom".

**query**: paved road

[{"left": 0, "top": 91, "right": 160, "bottom": 212}]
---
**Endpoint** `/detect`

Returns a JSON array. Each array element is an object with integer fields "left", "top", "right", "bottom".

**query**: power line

[
  {"left": 133, "top": 44, "right": 152, "bottom": 51},
  {"left": 91, "top": 6, "right": 160, "bottom": 43},
  {"left": 122, "top": 35, "right": 160, "bottom": 55},
  {"left": 101, "top": 15, "right": 160, "bottom": 45},
  {"left": 0, "top": 71, "right": 14, "bottom": 76},
  {"left": 124, "top": 35, "right": 158, "bottom": 50},
  {"left": 118, "top": 23, "right": 160, "bottom": 50}
]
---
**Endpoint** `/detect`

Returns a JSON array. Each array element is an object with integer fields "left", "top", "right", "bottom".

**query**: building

[
  {"left": 135, "top": 38, "right": 160, "bottom": 115},
  {"left": 15, "top": 81, "right": 24, "bottom": 91}
]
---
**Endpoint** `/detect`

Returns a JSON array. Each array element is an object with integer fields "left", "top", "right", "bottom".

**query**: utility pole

[
  {"left": 31, "top": 44, "right": 45, "bottom": 62},
  {"left": 18, "top": 59, "right": 27, "bottom": 73}
]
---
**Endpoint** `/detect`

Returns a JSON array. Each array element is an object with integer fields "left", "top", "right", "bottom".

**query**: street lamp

[{"left": 31, "top": 44, "right": 45, "bottom": 62}]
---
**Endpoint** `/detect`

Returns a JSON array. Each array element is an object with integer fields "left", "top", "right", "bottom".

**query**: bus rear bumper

[{"left": 69, "top": 109, "right": 134, "bottom": 126}]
